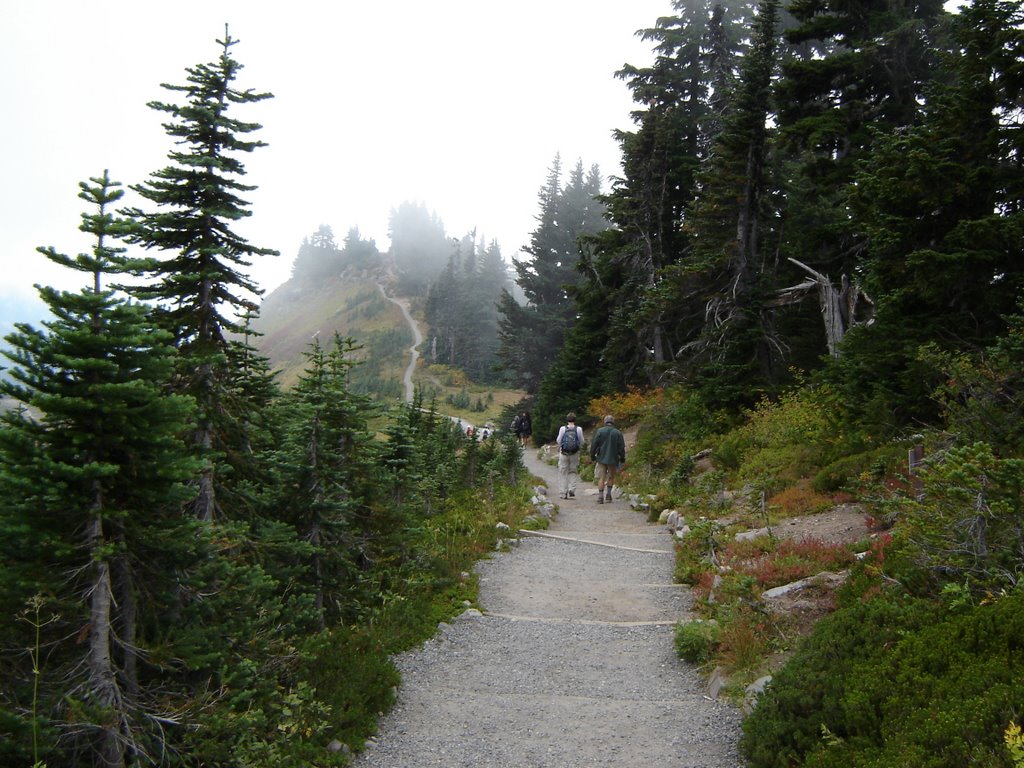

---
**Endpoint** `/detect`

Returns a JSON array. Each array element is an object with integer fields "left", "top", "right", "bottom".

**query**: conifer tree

[
  {"left": 269, "top": 334, "right": 381, "bottom": 626},
  {"left": 835, "top": 0, "right": 1024, "bottom": 427},
  {"left": 0, "top": 173, "right": 197, "bottom": 766},
  {"left": 680, "top": 0, "right": 786, "bottom": 406},
  {"left": 774, "top": 0, "right": 945, "bottom": 282},
  {"left": 496, "top": 156, "right": 605, "bottom": 392},
  {"left": 123, "top": 27, "right": 278, "bottom": 522}
]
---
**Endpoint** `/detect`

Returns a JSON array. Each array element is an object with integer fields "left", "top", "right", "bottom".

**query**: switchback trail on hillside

[
  {"left": 377, "top": 283, "right": 421, "bottom": 404},
  {"left": 351, "top": 447, "right": 744, "bottom": 767}
]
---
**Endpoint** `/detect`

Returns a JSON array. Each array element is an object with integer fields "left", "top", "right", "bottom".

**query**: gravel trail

[{"left": 351, "top": 448, "right": 744, "bottom": 767}]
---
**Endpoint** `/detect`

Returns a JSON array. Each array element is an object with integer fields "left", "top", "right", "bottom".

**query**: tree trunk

[{"left": 87, "top": 514, "right": 127, "bottom": 767}]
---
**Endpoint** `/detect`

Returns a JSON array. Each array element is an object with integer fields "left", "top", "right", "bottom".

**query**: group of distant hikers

[{"left": 474, "top": 409, "right": 626, "bottom": 502}]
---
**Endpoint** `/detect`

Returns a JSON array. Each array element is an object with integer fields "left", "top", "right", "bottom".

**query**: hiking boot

[
  {"left": 597, "top": 492, "right": 604, "bottom": 504},
  {"left": 605, "top": 488, "right": 613, "bottom": 502},
  {"left": 568, "top": 490, "right": 575, "bottom": 498}
]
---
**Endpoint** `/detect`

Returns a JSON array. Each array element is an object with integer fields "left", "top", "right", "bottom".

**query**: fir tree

[
  {"left": 123, "top": 27, "right": 279, "bottom": 521},
  {"left": 269, "top": 334, "right": 381, "bottom": 626},
  {"left": 0, "top": 173, "right": 198, "bottom": 766},
  {"left": 496, "top": 155, "right": 605, "bottom": 392}
]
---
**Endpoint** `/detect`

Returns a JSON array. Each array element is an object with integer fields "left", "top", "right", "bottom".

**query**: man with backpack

[
  {"left": 590, "top": 414, "right": 626, "bottom": 503},
  {"left": 555, "top": 412, "right": 584, "bottom": 500}
]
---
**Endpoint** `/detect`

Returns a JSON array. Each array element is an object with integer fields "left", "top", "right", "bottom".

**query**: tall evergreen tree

[
  {"left": 680, "top": 0, "right": 786, "bottom": 406},
  {"left": 836, "top": 0, "right": 1024, "bottom": 427},
  {"left": 774, "top": 0, "right": 946, "bottom": 282},
  {"left": 425, "top": 234, "right": 509, "bottom": 382},
  {"left": 0, "top": 173, "right": 197, "bottom": 766},
  {"left": 123, "top": 28, "right": 278, "bottom": 521},
  {"left": 532, "top": 0, "right": 755, "bottom": 429},
  {"left": 291, "top": 224, "right": 342, "bottom": 281},
  {"left": 496, "top": 155, "right": 605, "bottom": 392},
  {"left": 387, "top": 201, "right": 451, "bottom": 295}
]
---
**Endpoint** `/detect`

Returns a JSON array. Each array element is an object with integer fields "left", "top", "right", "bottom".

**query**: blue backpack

[{"left": 560, "top": 425, "right": 580, "bottom": 454}]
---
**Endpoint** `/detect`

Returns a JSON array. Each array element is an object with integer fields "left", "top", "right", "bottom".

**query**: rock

[
  {"left": 707, "top": 666, "right": 729, "bottom": 699},
  {"left": 658, "top": 509, "right": 672, "bottom": 524},
  {"left": 761, "top": 570, "right": 848, "bottom": 601},
  {"left": 673, "top": 524, "right": 691, "bottom": 540},
  {"left": 743, "top": 675, "right": 772, "bottom": 714},
  {"left": 735, "top": 527, "right": 770, "bottom": 542},
  {"left": 496, "top": 521, "right": 511, "bottom": 531},
  {"left": 327, "top": 739, "right": 350, "bottom": 755},
  {"left": 457, "top": 608, "right": 483, "bottom": 620}
]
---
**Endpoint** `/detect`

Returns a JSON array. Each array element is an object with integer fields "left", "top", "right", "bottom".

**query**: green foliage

[
  {"left": 301, "top": 628, "right": 400, "bottom": 752},
  {"left": 741, "top": 587, "right": 1024, "bottom": 768},
  {"left": 424, "top": 236, "right": 509, "bottom": 384},
  {"left": 496, "top": 156, "right": 606, "bottom": 394},
  {"left": 887, "top": 442, "right": 1024, "bottom": 599},
  {"left": 674, "top": 620, "right": 721, "bottom": 665},
  {"left": 673, "top": 518, "right": 725, "bottom": 585}
]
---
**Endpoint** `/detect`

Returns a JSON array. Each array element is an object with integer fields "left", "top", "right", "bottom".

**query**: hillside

[
  {"left": 253, "top": 270, "right": 527, "bottom": 424},
  {"left": 253, "top": 271, "right": 412, "bottom": 395}
]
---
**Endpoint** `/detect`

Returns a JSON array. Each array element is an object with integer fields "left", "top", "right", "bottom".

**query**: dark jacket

[{"left": 590, "top": 425, "right": 625, "bottom": 466}]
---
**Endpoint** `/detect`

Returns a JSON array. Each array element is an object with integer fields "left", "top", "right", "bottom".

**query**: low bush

[
  {"left": 741, "top": 586, "right": 1024, "bottom": 767},
  {"left": 674, "top": 619, "right": 721, "bottom": 664},
  {"left": 766, "top": 482, "right": 834, "bottom": 519}
]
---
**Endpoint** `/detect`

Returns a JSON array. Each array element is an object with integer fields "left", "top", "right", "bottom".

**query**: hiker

[
  {"left": 590, "top": 414, "right": 626, "bottom": 503},
  {"left": 555, "top": 412, "right": 585, "bottom": 499},
  {"left": 515, "top": 410, "right": 532, "bottom": 448}
]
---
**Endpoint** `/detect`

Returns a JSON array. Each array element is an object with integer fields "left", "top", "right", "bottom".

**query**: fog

[{"left": 2, "top": 1, "right": 668, "bottom": 325}]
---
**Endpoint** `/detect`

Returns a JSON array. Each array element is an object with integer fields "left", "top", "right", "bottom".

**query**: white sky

[{"left": 1, "top": 1, "right": 669, "bottom": 321}]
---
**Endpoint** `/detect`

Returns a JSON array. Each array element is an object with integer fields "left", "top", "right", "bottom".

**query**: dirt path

[
  {"left": 376, "top": 283, "right": 421, "bottom": 404},
  {"left": 352, "top": 448, "right": 744, "bottom": 767}
]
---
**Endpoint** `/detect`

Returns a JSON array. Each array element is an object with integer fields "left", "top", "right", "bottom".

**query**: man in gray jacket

[{"left": 590, "top": 414, "right": 626, "bottom": 503}]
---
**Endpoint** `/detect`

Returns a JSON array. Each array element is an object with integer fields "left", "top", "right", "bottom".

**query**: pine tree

[
  {"left": 269, "top": 334, "right": 381, "bottom": 626},
  {"left": 0, "top": 173, "right": 198, "bottom": 766},
  {"left": 496, "top": 155, "right": 605, "bottom": 392},
  {"left": 123, "top": 27, "right": 278, "bottom": 521},
  {"left": 680, "top": 0, "right": 786, "bottom": 406},
  {"left": 835, "top": 0, "right": 1024, "bottom": 427}
]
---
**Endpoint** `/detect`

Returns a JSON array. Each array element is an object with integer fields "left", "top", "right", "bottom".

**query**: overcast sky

[{"left": 2, "top": 1, "right": 670, "bottom": 328}]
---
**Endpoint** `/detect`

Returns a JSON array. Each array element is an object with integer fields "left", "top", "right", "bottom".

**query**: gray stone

[
  {"left": 734, "top": 527, "right": 770, "bottom": 542},
  {"left": 743, "top": 675, "right": 772, "bottom": 714}
]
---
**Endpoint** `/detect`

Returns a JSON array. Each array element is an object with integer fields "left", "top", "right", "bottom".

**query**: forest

[{"left": 2, "top": 0, "right": 1024, "bottom": 764}]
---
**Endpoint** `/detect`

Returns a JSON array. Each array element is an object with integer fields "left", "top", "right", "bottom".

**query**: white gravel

[{"left": 350, "top": 451, "right": 744, "bottom": 767}]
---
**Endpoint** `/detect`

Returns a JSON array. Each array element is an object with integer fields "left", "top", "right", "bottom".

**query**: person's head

[
  {"left": 604, "top": 414, "right": 615, "bottom": 425},
  {"left": 566, "top": 412, "right": 576, "bottom": 423}
]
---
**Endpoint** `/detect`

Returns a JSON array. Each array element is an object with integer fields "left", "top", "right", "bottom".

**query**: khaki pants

[{"left": 557, "top": 451, "right": 581, "bottom": 495}]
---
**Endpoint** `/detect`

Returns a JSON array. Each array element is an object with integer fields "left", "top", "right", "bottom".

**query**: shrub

[
  {"left": 741, "top": 587, "right": 1024, "bottom": 768},
  {"left": 766, "top": 482, "right": 833, "bottom": 518},
  {"left": 887, "top": 442, "right": 1024, "bottom": 599},
  {"left": 675, "top": 620, "right": 721, "bottom": 664}
]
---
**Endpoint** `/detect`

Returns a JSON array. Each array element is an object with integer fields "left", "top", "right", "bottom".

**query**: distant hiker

[
  {"left": 555, "top": 412, "right": 584, "bottom": 500},
  {"left": 590, "top": 414, "right": 626, "bottom": 504},
  {"left": 514, "top": 410, "right": 532, "bottom": 448}
]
